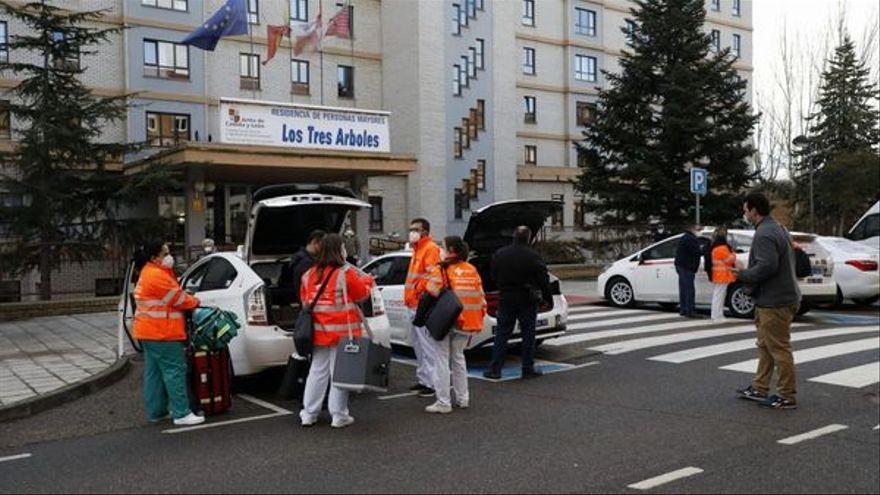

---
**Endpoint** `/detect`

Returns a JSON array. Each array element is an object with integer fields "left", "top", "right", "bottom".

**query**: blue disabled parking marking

[{"left": 808, "top": 311, "right": 880, "bottom": 326}]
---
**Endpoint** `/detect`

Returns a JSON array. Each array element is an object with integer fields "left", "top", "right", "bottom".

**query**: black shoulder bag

[
  {"left": 292, "top": 267, "right": 337, "bottom": 358},
  {"left": 425, "top": 266, "right": 464, "bottom": 341}
]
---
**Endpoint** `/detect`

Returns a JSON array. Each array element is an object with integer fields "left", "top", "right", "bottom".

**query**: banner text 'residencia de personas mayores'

[{"left": 281, "top": 124, "right": 381, "bottom": 149}]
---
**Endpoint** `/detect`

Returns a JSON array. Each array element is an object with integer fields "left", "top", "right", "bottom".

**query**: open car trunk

[{"left": 463, "top": 200, "right": 563, "bottom": 316}]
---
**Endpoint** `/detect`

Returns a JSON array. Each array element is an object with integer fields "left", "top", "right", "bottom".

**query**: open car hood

[
  {"left": 463, "top": 200, "right": 562, "bottom": 255},
  {"left": 246, "top": 192, "right": 369, "bottom": 261}
]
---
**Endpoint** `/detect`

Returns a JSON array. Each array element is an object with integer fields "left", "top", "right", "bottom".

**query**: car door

[
  {"left": 182, "top": 257, "right": 242, "bottom": 316},
  {"left": 634, "top": 237, "right": 681, "bottom": 301},
  {"left": 694, "top": 237, "right": 713, "bottom": 304},
  {"left": 363, "top": 255, "right": 410, "bottom": 342}
]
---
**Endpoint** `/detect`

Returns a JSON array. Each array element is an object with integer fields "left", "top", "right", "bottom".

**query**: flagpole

[
  {"left": 349, "top": 0, "right": 355, "bottom": 108},
  {"left": 319, "top": 0, "right": 325, "bottom": 106},
  {"left": 248, "top": 11, "right": 256, "bottom": 100},
  {"left": 287, "top": 2, "right": 293, "bottom": 103}
]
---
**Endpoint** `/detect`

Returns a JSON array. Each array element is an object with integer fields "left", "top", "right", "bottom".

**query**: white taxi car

[
  {"left": 120, "top": 185, "right": 390, "bottom": 376},
  {"left": 597, "top": 228, "right": 837, "bottom": 318},
  {"left": 362, "top": 200, "right": 569, "bottom": 350},
  {"left": 815, "top": 236, "right": 880, "bottom": 306}
]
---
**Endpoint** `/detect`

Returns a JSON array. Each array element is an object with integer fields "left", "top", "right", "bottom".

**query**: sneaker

[
  {"left": 300, "top": 411, "right": 318, "bottom": 427},
  {"left": 425, "top": 402, "right": 453, "bottom": 414},
  {"left": 482, "top": 370, "right": 502, "bottom": 380},
  {"left": 149, "top": 413, "right": 171, "bottom": 423},
  {"left": 760, "top": 395, "right": 798, "bottom": 410},
  {"left": 418, "top": 387, "right": 436, "bottom": 398},
  {"left": 173, "top": 412, "right": 206, "bottom": 426},
  {"left": 454, "top": 401, "right": 469, "bottom": 409},
  {"left": 737, "top": 385, "right": 768, "bottom": 402},
  {"left": 522, "top": 368, "right": 544, "bottom": 379},
  {"left": 331, "top": 416, "right": 355, "bottom": 428}
]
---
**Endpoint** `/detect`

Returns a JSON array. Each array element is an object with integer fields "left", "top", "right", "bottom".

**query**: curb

[{"left": 0, "top": 356, "right": 132, "bottom": 423}]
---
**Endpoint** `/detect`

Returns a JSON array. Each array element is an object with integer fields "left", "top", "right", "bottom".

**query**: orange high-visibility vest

[
  {"left": 425, "top": 260, "right": 487, "bottom": 333},
  {"left": 404, "top": 236, "right": 442, "bottom": 309},
  {"left": 133, "top": 261, "right": 199, "bottom": 341},
  {"left": 300, "top": 264, "right": 374, "bottom": 347},
  {"left": 711, "top": 245, "right": 737, "bottom": 284}
]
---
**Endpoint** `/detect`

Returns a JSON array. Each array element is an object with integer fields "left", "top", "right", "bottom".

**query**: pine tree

[
  {"left": 574, "top": 0, "right": 758, "bottom": 228},
  {"left": 0, "top": 2, "right": 167, "bottom": 300}
]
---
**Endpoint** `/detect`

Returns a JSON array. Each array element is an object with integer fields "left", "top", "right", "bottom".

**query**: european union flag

[{"left": 183, "top": 0, "right": 249, "bottom": 51}]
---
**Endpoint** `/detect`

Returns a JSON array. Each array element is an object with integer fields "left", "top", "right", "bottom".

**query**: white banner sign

[{"left": 219, "top": 99, "right": 390, "bottom": 153}]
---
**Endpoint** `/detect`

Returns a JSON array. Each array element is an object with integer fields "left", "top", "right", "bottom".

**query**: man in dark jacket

[
  {"left": 735, "top": 191, "right": 801, "bottom": 410},
  {"left": 279, "top": 230, "right": 325, "bottom": 303},
  {"left": 483, "top": 226, "right": 550, "bottom": 380},
  {"left": 674, "top": 224, "right": 703, "bottom": 317}
]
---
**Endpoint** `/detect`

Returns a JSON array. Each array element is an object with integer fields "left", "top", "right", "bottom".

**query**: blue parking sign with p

[{"left": 690, "top": 168, "right": 708, "bottom": 196}]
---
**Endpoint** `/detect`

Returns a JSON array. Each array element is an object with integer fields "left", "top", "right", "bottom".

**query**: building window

[
  {"left": 574, "top": 199, "right": 586, "bottom": 229},
  {"left": 460, "top": 56, "right": 470, "bottom": 87},
  {"left": 576, "top": 101, "right": 596, "bottom": 126},
  {"left": 454, "top": 188, "right": 463, "bottom": 219},
  {"left": 575, "top": 54, "right": 597, "bottom": 82},
  {"left": 575, "top": 8, "right": 597, "bottom": 37},
  {"left": 476, "top": 99, "right": 485, "bottom": 130},
  {"left": 454, "top": 127, "right": 463, "bottom": 158},
  {"left": 467, "top": 0, "right": 476, "bottom": 18},
  {"left": 459, "top": 3, "right": 469, "bottom": 28},
  {"left": 524, "top": 95, "right": 536, "bottom": 124},
  {"left": 247, "top": 0, "right": 259, "bottom": 24},
  {"left": 452, "top": 64, "right": 462, "bottom": 96},
  {"left": 142, "top": 0, "right": 188, "bottom": 11},
  {"left": 475, "top": 38, "right": 485, "bottom": 69},
  {"left": 0, "top": 100, "right": 10, "bottom": 139},
  {"left": 291, "top": 59, "right": 309, "bottom": 95},
  {"left": 452, "top": 4, "right": 461, "bottom": 35},
  {"left": 338, "top": 64, "right": 354, "bottom": 98},
  {"left": 523, "top": 47, "right": 535, "bottom": 75},
  {"left": 710, "top": 0, "right": 720, "bottom": 11},
  {"left": 732, "top": 0, "right": 741, "bottom": 16},
  {"left": 52, "top": 30, "right": 79, "bottom": 71},
  {"left": 0, "top": 22, "right": 7, "bottom": 63},
  {"left": 522, "top": 0, "right": 535, "bottom": 26},
  {"left": 476, "top": 160, "right": 486, "bottom": 190},
  {"left": 291, "top": 0, "right": 308, "bottom": 22},
  {"left": 461, "top": 118, "right": 471, "bottom": 148},
  {"left": 551, "top": 194, "right": 564, "bottom": 227},
  {"left": 368, "top": 196, "right": 384, "bottom": 232},
  {"left": 240, "top": 53, "right": 260, "bottom": 90},
  {"left": 710, "top": 29, "right": 720, "bottom": 53},
  {"left": 143, "top": 40, "right": 189, "bottom": 79},
  {"left": 468, "top": 109, "right": 479, "bottom": 139},
  {"left": 525, "top": 145, "right": 537, "bottom": 166},
  {"left": 468, "top": 47, "right": 477, "bottom": 78},
  {"left": 146, "top": 112, "right": 190, "bottom": 147},
  {"left": 625, "top": 19, "right": 637, "bottom": 46},
  {"left": 732, "top": 33, "right": 741, "bottom": 58}
]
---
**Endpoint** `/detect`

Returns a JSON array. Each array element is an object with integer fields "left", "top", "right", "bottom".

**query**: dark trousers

[
  {"left": 676, "top": 267, "right": 696, "bottom": 315},
  {"left": 489, "top": 296, "right": 538, "bottom": 373}
]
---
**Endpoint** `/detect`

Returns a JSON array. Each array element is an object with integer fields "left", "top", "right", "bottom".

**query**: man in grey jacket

[{"left": 735, "top": 191, "right": 801, "bottom": 410}]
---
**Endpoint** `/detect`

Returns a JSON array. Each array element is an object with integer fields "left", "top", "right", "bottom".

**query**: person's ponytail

[{"left": 134, "top": 239, "right": 165, "bottom": 271}]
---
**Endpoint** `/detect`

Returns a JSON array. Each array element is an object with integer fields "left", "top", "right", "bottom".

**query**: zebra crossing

[{"left": 546, "top": 304, "right": 880, "bottom": 389}]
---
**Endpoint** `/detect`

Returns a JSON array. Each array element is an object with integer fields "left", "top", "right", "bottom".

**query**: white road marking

[
  {"left": 809, "top": 362, "right": 880, "bottom": 389},
  {"left": 777, "top": 424, "right": 849, "bottom": 445},
  {"left": 237, "top": 393, "right": 293, "bottom": 414},
  {"left": 378, "top": 391, "right": 420, "bottom": 400},
  {"left": 721, "top": 337, "right": 879, "bottom": 373},
  {"left": 567, "top": 308, "right": 656, "bottom": 323},
  {"left": 568, "top": 312, "right": 678, "bottom": 327},
  {"left": 567, "top": 305, "right": 616, "bottom": 315},
  {"left": 546, "top": 318, "right": 717, "bottom": 347},
  {"left": 650, "top": 327, "right": 880, "bottom": 364},
  {"left": 590, "top": 325, "right": 766, "bottom": 355},
  {"left": 162, "top": 412, "right": 291, "bottom": 434},
  {"left": 0, "top": 453, "right": 32, "bottom": 464},
  {"left": 627, "top": 466, "right": 704, "bottom": 490},
  {"left": 874, "top": 425, "right": 879, "bottom": 431}
]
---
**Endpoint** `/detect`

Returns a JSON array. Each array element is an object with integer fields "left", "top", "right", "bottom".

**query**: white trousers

[
  {"left": 431, "top": 332, "right": 471, "bottom": 407},
  {"left": 408, "top": 309, "right": 437, "bottom": 388},
  {"left": 300, "top": 345, "right": 351, "bottom": 423},
  {"left": 711, "top": 283, "right": 728, "bottom": 321}
]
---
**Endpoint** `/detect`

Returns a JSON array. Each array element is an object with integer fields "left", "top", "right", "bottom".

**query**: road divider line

[
  {"left": 378, "top": 391, "right": 420, "bottom": 400},
  {"left": 808, "top": 362, "right": 880, "bottom": 389},
  {"left": 162, "top": 412, "right": 291, "bottom": 434},
  {"left": 627, "top": 466, "right": 703, "bottom": 490},
  {"left": 237, "top": 393, "right": 294, "bottom": 414},
  {"left": 721, "top": 337, "right": 879, "bottom": 373},
  {"left": 777, "top": 424, "right": 849, "bottom": 445},
  {"left": 0, "top": 453, "right": 32, "bottom": 464}
]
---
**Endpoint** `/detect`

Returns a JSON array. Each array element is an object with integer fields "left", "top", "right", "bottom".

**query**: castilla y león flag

[{"left": 263, "top": 25, "right": 291, "bottom": 64}]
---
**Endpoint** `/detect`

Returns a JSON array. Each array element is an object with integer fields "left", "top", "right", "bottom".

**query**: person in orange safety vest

[
  {"left": 132, "top": 240, "right": 204, "bottom": 426},
  {"left": 423, "top": 236, "right": 486, "bottom": 414},
  {"left": 709, "top": 226, "right": 742, "bottom": 322},
  {"left": 404, "top": 218, "right": 442, "bottom": 398}
]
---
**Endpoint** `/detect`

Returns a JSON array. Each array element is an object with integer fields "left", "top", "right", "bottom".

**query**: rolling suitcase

[
  {"left": 277, "top": 355, "right": 311, "bottom": 400},
  {"left": 189, "top": 347, "right": 232, "bottom": 416}
]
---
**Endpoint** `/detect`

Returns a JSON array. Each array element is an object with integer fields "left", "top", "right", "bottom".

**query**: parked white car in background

[
  {"left": 815, "top": 236, "right": 880, "bottom": 306},
  {"left": 120, "top": 185, "right": 390, "bottom": 376},
  {"left": 848, "top": 201, "right": 879, "bottom": 250},
  {"left": 597, "top": 228, "right": 837, "bottom": 318},
  {"left": 362, "top": 200, "right": 569, "bottom": 351}
]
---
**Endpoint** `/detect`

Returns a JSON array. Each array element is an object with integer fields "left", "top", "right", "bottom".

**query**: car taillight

[
  {"left": 846, "top": 259, "right": 879, "bottom": 272},
  {"left": 247, "top": 285, "right": 269, "bottom": 325}
]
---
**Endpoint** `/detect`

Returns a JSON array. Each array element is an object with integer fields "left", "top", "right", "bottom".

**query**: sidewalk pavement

[
  {"left": 562, "top": 279, "right": 600, "bottom": 305},
  {"left": 0, "top": 312, "right": 122, "bottom": 410}
]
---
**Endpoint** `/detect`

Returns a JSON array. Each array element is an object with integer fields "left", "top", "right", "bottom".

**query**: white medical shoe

[
  {"left": 331, "top": 416, "right": 355, "bottom": 429},
  {"left": 173, "top": 412, "right": 206, "bottom": 426},
  {"left": 425, "top": 402, "right": 453, "bottom": 414},
  {"left": 454, "top": 401, "right": 469, "bottom": 409}
]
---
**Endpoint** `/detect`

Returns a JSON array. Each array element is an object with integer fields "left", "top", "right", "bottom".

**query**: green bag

[{"left": 190, "top": 307, "right": 240, "bottom": 350}]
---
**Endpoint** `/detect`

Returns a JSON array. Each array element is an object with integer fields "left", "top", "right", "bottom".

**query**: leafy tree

[
  {"left": 574, "top": 0, "right": 758, "bottom": 228},
  {"left": 0, "top": 2, "right": 167, "bottom": 300},
  {"left": 813, "top": 151, "right": 880, "bottom": 235}
]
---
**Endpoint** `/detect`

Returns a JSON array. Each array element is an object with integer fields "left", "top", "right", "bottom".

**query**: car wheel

[
  {"left": 853, "top": 295, "right": 880, "bottom": 306},
  {"left": 605, "top": 277, "right": 635, "bottom": 308},
  {"left": 796, "top": 302, "right": 811, "bottom": 316},
  {"left": 726, "top": 284, "right": 755, "bottom": 319},
  {"left": 658, "top": 302, "right": 679, "bottom": 312}
]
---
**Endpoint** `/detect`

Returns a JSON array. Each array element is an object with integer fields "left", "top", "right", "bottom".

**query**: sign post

[{"left": 690, "top": 168, "right": 708, "bottom": 225}]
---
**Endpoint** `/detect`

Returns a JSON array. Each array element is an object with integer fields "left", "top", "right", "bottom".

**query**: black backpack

[{"left": 793, "top": 247, "right": 812, "bottom": 278}]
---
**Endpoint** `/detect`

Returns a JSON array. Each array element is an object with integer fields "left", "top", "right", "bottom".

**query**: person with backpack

[
  {"left": 298, "top": 234, "right": 374, "bottom": 428},
  {"left": 422, "top": 236, "right": 487, "bottom": 414},
  {"left": 707, "top": 227, "right": 741, "bottom": 322}
]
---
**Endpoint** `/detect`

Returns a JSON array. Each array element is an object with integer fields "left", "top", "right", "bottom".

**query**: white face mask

[
  {"left": 409, "top": 231, "right": 422, "bottom": 244},
  {"left": 162, "top": 254, "right": 175, "bottom": 268},
  {"left": 742, "top": 214, "right": 752, "bottom": 226},
  {"left": 204, "top": 246, "right": 214, "bottom": 253}
]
